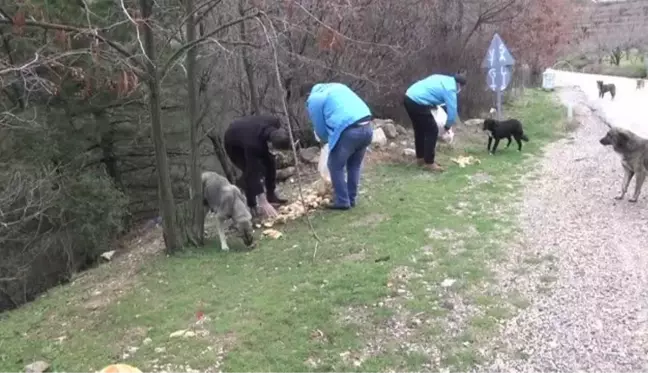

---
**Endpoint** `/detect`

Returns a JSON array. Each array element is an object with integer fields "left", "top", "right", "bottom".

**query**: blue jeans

[{"left": 327, "top": 124, "right": 373, "bottom": 207}]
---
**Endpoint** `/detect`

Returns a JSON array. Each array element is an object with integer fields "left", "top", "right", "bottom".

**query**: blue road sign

[
  {"left": 481, "top": 33, "right": 516, "bottom": 120},
  {"left": 481, "top": 33, "right": 516, "bottom": 93}
]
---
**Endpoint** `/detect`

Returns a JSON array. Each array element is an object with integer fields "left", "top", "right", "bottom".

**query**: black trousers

[
  {"left": 224, "top": 142, "right": 277, "bottom": 208},
  {"left": 403, "top": 96, "right": 439, "bottom": 164}
]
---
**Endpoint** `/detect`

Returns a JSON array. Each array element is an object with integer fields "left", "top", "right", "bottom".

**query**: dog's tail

[{"left": 521, "top": 134, "right": 529, "bottom": 142}]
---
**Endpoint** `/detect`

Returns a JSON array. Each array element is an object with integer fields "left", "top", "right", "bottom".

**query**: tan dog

[{"left": 599, "top": 126, "right": 648, "bottom": 202}]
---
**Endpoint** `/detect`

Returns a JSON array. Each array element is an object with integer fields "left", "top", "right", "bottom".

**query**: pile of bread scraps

[{"left": 258, "top": 179, "right": 332, "bottom": 239}]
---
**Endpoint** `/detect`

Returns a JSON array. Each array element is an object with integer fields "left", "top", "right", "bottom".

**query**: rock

[
  {"left": 100, "top": 250, "right": 116, "bottom": 261},
  {"left": 299, "top": 147, "right": 320, "bottom": 164},
  {"left": 273, "top": 151, "right": 294, "bottom": 168},
  {"left": 396, "top": 124, "right": 408, "bottom": 135},
  {"left": 441, "top": 278, "right": 457, "bottom": 288},
  {"left": 276, "top": 167, "right": 295, "bottom": 182},
  {"left": 169, "top": 329, "right": 196, "bottom": 338},
  {"left": 382, "top": 122, "right": 398, "bottom": 139},
  {"left": 371, "top": 128, "right": 387, "bottom": 147},
  {"left": 143, "top": 337, "right": 152, "bottom": 345},
  {"left": 402, "top": 148, "right": 416, "bottom": 157},
  {"left": 372, "top": 118, "right": 394, "bottom": 128},
  {"left": 99, "top": 364, "right": 142, "bottom": 373},
  {"left": 25, "top": 361, "right": 50, "bottom": 373},
  {"left": 464, "top": 118, "right": 484, "bottom": 127}
]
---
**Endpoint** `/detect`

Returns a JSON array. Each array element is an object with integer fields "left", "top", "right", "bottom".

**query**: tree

[{"left": 500, "top": 0, "right": 578, "bottom": 81}]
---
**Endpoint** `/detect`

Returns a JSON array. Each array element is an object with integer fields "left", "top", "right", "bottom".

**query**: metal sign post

[{"left": 481, "top": 33, "right": 516, "bottom": 120}]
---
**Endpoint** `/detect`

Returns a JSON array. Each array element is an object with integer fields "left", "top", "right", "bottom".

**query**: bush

[
  {"left": 584, "top": 63, "right": 647, "bottom": 79},
  {"left": 0, "top": 166, "right": 128, "bottom": 311}
]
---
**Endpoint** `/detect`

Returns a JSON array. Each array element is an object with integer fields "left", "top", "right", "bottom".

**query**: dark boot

[{"left": 266, "top": 191, "right": 288, "bottom": 205}]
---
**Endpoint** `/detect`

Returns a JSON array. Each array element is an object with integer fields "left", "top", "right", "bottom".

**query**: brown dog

[{"left": 599, "top": 125, "right": 648, "bottom": 202}]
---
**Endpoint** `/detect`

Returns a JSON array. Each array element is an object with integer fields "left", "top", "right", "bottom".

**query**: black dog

[
  {"left": 597, "top": 80, "right": 616, "bottom": 100},
  {"left": 482, "top": 118, "right": 529, "bottom": 154}
]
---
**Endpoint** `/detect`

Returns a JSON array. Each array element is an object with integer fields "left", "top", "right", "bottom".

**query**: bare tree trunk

[
  {"left": 186, "top": 0, "right": 204, "bottom": 246},
  {"left": 239, "top": 0, "right": 259, "bottom": 115},
  {"left": 139, "top": 0, "right": 182, "bottom": 253}
]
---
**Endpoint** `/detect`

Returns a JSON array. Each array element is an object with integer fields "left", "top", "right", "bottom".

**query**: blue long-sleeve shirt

[
  {"left": 405, "top": 74, "right": 459, "bottom": 126},
  {"left": 306, "top": 83, "right": 372, "bottom": 151}
]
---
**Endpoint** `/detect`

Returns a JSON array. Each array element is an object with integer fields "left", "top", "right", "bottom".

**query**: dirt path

[{"left": 481, "top": 87, "right": 648, "bottom": 372}]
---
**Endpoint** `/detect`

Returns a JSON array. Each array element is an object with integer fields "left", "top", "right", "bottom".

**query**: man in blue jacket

[
  {"left": 404, "top": 73, "right": 466, "bottom": 172},
  {"left": 303, "top": 83, "right": 374, "bottom": 210}
]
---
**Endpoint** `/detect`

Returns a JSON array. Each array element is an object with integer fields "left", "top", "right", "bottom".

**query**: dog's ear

[{"left": 615, "top": 130, "right": 629, "bottom": 147}]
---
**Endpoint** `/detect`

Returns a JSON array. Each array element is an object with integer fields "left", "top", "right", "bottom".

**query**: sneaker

[{"left": 325, "top": 203, "right": 350, "bottom": 211}]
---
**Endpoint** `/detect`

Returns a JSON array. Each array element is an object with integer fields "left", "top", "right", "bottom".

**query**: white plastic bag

[
  {"left": 431, "top": 105, "right": 454, "bottom": 144},
  {"left": 431, "top": 105, "right": 448, "bottom": 127},
  {"left": 318, "top": 143, "right": 331, "bottom": 183}
]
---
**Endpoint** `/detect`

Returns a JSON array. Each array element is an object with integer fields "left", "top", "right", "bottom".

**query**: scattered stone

[
  {"left": 25, "top": 361, "right": 50, "bottom": 373},
  {"left": 154, "top": 347, "right": 166, "bottom": 353},
  {"left": 396, "top": 124, "right": 408, "bottom": 135},
  {"left": 382, "top": 122, "right": 398, "bottom": 139},
  {"left": 371, "top": 128, "right": 387, "bottom": 147},
  {"left": 402, "top": 148, "right": 416, "bottom": 157},
  {"left": 143, "top": 337, "right": 152, "bottom": 345},
  {"left": 169, "top": 329, "right": 196, "bottom": 338},
  {"left": 98, "top": 364, "right": 142, "bottom": 373},
  {"left": 441, "top": 278, "right": 457, "bottom": 288},
  {"left": 100, "top": 250, "right": 116, "bottom": 261},
  {"left": 299, "top": 147, "right": 320, "bottom": 164},
  {"left": 276, "top": 167, "right": 295, "bottom": 181},
  {"left": 273, "top": 151, "right": 294, "bottom": 168},
  {"left": 372, "top": 118, "right": 394, "bottom": 129}
]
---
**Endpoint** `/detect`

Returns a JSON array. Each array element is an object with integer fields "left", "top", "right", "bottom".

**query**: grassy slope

[{"left": 0, "top": 90, "right": 567, "bottom": 372}]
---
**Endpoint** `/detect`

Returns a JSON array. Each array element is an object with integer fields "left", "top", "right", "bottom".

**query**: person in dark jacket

[
  {"left": 403, "top": 72, "right": 466, "bottom": 172},
  {"left": 223, "top": 115, "right": 291, "bottom": 218}
]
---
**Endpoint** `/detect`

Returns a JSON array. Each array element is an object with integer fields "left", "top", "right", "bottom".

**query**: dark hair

[
  {"left": 298, "top": 83, "right": 316, "bottom": 98},
  {"left": 269, "top": 128, "right": 291, "bottom": 150},
  {"left": 454, "top": 70, "right": 467, "bottom": 86}
]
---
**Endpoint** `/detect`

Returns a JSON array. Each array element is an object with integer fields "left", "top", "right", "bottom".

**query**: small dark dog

[
  {"left": 482, "top": 118, "right": 529, "bottom": 154},
  {"left": 597, "top": 80, "right": 616, "bottom": 99},
  {"left": 599, "top": 125, "right": 648, "bottom": 203},
  {"left": 637, "top": 79, "right": 645, "bottom": 90}
]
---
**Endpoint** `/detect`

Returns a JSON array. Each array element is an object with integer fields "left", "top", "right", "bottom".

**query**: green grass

[{"left": 0, "top": 90, "right": 567, "bottom": 372}]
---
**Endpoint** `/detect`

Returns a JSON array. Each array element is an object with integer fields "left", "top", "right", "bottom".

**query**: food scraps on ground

[
  {"left": 451, "top": 155, "right": 481, "bottom": 168},
  {"left": 262, "top": 229, "right": 283, "bottom": 239},
  {"left": 262, "top": 179, "right": 333, "bottom": 227}
]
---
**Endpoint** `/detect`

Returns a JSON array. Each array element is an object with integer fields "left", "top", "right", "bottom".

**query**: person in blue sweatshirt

[
  {"left": 302, "top": 83, "right": 374, "bottom": 210},
  {"left": 403, "top": 72, "right": 467, "bottom": 172}
]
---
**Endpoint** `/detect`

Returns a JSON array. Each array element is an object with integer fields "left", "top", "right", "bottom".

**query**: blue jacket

[
  {"left": 306, "top": 83, "right": 372, "bottom": 151},
  {"left": 405, "top": 74, "right": 459, "bottom": 126}
]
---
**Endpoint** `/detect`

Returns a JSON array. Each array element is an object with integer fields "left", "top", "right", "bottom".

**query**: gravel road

[{"left": 481, "top": 75, "right": 648, "bottom": 372}]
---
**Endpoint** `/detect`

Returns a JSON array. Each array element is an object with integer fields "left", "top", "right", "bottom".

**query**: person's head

[
  {"left": 454, "top": 70, "right": 467, "bottom": 93},
  {"left": 269, "top": 128, "right": 292, "bottom": 150},
  {"left": 298, "top": 82, "right": 316, "bottom": 99}
]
